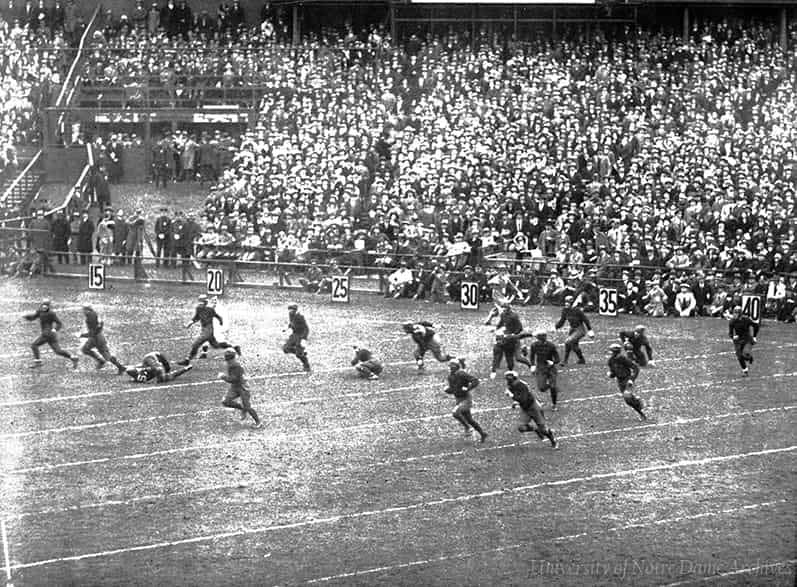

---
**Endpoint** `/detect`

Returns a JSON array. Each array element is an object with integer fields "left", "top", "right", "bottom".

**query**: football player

[
  {"left": 607, "top": 343, "right": 648, "bottom": 420},
  {"left": 516, "top": 330, "right": 562, "bottom": 410},
  {"left": 503, "top": 371, "right": 557, "bottom": 448},
  {"left": 79, "top": 305, "right": 126, "bottom": 373},
  {"left": 444, "top": 358, "right": 487, "bottom": 442},
  {"left": 125, "top": 351, "right": 193, "bottom": 383},
  {"left": 555, "top": 295, "right": 595, "bottom": 366},
  {"left": 489, "top": 302, "right": 524, "bottom": 380},
  {"left": 351, "top": 346, "right": 383, "bottom": 380},
  {"left": 24, "top": 299, "right": 79, "bottom": 369},
  {"left": 179, "top": 295, "right": 240, "bottom": 366},
  {"left": 728, "top": 305, "right": 759, "bottom": 376},
  {"left": 402, "top": 320, "right": 452, "bottom": 371},
  {"left": 283, "top": 303, "right": 311, "bottom": 372},
  {"left": 619, "top": 325, "right": 654, "bottom": 367},
  {"left": 219, "top": 348, "right": 262, "bottom": 428}
]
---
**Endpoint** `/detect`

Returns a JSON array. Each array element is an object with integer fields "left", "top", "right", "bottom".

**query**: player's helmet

[
  {"left": 41, "top": 299, "right": 51, "bottom": 308},
  {"left": 402, "top": 322, "right": 414, "bottom": 332},
  {"left": 533, "top": 329, "right": 546, "bottom": 339},
  {"left": 448, "top": 358, "right": 461, "bottom": 370},
  {"left": 732, "top": 305, "right": 742, "bottom": 313},
  {"left": 609, "top": 343, "right": 623, "bottom": 353},
  {"left": 198, "top": 294, "right": 208, "bottom": 303},
  {"left": 223, "top": 349, "right": 237, "bottom": 360},
  {"left": 288, "top": 303, "right": 298, "bottom": 310},
  {"left": 634, "top": 324, "right": 645, "bottom": 332},
  {"left": 504, "top": 370, "right": 518, "bottom": 380}
]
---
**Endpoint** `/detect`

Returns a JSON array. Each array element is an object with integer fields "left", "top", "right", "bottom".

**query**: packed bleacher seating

[{"left": 55, "top": 8, "right": 797, "bottom": 319}]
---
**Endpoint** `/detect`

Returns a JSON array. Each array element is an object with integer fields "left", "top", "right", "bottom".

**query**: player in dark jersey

[
  {"left": 516, "top": 330, "right": 562, "bottom": 410},
  {"left": 607, "top": 343, "right": 647, "bottom": 421},
  {"left": 503, "top": 371, "right": 557, "bottom": 448},
  {"left": 125, "top": 351, "right": 193, "bottom": 383},
  {"left": 179, "top": 295, "right": 240, "bottom": 366},
  {"left": 284, "top": 303, "right": 311, "bottom": 372},
  {"left": 619, "top": 325, "right": 655, "bottom": 367},
  {"left": 23, "top": 299, "right": 79, "bottom": 369},
  {"left": 728, "top": 305, "right": 759, "bottom": 376},
  {"left": 489, "top": 303, "right": 523, "bottom": 380},
  {"left": 351, "top": 346, "right": 383, "bottom": 380},
  {"left": 79, "top": 305, "right": 126, "bottom": 373},
  {"left": 444, "top": 358, "right": 487, "bottom": 442},
  {"left": 555, "top": 295, "right": 594, "bottom": 366},
  {"left": 402, "top": 321, "right": 452, "bottom": 371},
  {"left": 219, "top": 348, "right": 262, "bottom": 428}
]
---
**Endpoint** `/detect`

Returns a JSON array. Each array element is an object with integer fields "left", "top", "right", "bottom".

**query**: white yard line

[
  {"left": 659, "top": 559, "right": 797, "bottom": 586},
  {"left": 3, "top": 405, "right": 794, "bottom": 520},
  {"left": 7, "top": 447, "right": 795, "bottom": 572},
  {"left": 0, "top": 519, "right": 11, "bottom": 584},
  {"left": 305, "top": 501, "right": 790, "bottom": 584}
]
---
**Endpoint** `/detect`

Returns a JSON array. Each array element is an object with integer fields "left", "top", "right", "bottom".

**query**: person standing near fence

[
  {"left": 96, "top": 208, "right": 115, "bottom": 265},
  {"left": 154, "top": 207, "right": 172, "bottom": 267},
  {"left": 50, "top": 210, "right": 70, "bottom": 265},
  {"left": 77, "top": 210, "right": 94, "bottom": 265},
  {"left": 29, "top": 209, "right": 54, "bottom": 274},
  {"left": 113, "top": 209, "right": 128, "bottom": 265}
]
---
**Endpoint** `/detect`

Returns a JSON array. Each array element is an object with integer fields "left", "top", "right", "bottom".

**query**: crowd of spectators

[
  {"left": 0, "top": 1, "right": 78, "bottom": 177},
  {"left": 35, "top": 6, "right": 797, "bottom": 321}
]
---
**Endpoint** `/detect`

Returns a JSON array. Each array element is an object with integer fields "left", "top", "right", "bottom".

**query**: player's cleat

[
  {"left": 558, "top": 362, "right": 567, "bottom": 368},
  {"left": 489, "top": 371, "right": 497, "bottom": 380},
  {"left": 71, "top": 357, "right": 79, "bottom": 370},
  {"left": 95, "top": 360, "right": 106, "bottom": 370},
  {"left": 639, "top": 411, "right": 648, "bottom": 421},
  {"left": 549, "top": 431, "right": 558, "bottom": 449},
  {"left": 29, "top": 359, "right": 42, "bottom": 368},
  {"left": 576, "top": 359, "right": 586, "bottom": 365},
  {"left": 303, "top": 365, "right": 312, "bottom": 373},
  {"left": 368, "top": 373, "right": 379, "bottom": 380},
  {"left": 201, "top": 344, "right": 209, "bottom": 354},
  {"left": 198, "top": 352, "right": 208, "bottom": 360},
  {"left": 479, "top": 432, "right": 488, "bottom": 444},
  {"left": 747, "top": 355, "right": 754, "bottom": 364},
  {"left": 117, "top": 365, "right": 126, "bottom": 375},
  {"left": 550, "top": 404, "right": 558, "bottom": 412},
  {"left": 742, "top": 368, "right": 749, "bottom": 377},
  {"left": 240, "top": 410, "right": 248, "bottom": 421},
  {"left": 177, "top": 359, "right": 191, "bottom": 366},
  {"left": 251, "top": 422, "right": 263, "bottom": 430},
  {"left": 234, "top": 345, "right": 242, "bottom": 356}
]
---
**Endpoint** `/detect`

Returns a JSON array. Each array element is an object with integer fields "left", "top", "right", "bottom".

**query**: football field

[{"left": 0, "top": 278, "right": 795, "bottom": 586}]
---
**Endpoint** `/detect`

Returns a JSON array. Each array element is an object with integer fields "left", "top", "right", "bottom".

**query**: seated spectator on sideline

[
  {"left": 386, "top": 260, "right": 414, "bottom": 299},
  {"left": 674, "top": 283, "right": 697, "bottom": 317}
]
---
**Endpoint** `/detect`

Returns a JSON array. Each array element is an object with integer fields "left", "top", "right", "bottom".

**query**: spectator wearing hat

[
  {"left": 112, "top": 209, "right": 128, "bottom": 265},
  {"left": 95, "top": 208, "right": 115, "bottom": 265},
  {"left": 154, "top": 207, "right": 172, "bottom": 267},
  {"left": 692, "top": 272, "right": 715, "bottom": 316},
  {"left": 674, "top": 283, "right": 697, "bottom": 317},
  {"left": 50, "top": 210, "right": 70, "bottom": 265},
  {"left": 77, "top": 210, "right": 94, "bottom": 265},
  {"left": 387, "top": 260, "right": 414, "bottom": 299}
]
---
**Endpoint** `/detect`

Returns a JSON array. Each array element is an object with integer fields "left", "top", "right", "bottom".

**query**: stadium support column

[
  {"left": 682, "top": 7, "right": 689, "bottom": 42},
  {"left": 389, "top": 3, "right": 396, "bottom": 44},
  {"left": 292, "top": 4, "right": 300, "bottom": 45},
  {"left": 781, "top": 8, "right": 787, "bottom": 51}
]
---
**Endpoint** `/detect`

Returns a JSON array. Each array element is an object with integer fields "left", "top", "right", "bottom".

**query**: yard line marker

[
  {"left": 1, "top": 519, "right": 11, "bottom": 584},
  {"left": 6, "top": 448, "right": 795, "bottom": 572},
  {"left": 660, "top": 559, "right": 797, "bottom": 586},
  {"left": 4, "top": 405, "right": 794, "bottom": 519},
  {"left": 305, "top": 500, "right": 790, "bottom": 584},
  {"left": 2, "top": 369, "right": 794, "bottom": 443}
]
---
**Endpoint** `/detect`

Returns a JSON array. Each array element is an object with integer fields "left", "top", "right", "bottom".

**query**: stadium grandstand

[{"left": 0, "top": 0, "right": 794, "bottom": 320}]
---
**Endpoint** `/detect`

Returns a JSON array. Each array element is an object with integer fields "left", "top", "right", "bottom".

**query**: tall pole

[
  {"left": 781, "top": 8, "right": 788, "bottom": 52},
  {"left": 682, "top": 6, "right": 689, "bottom": 42}
]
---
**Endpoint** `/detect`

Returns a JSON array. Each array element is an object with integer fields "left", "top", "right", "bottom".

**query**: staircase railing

[{"left": 0, "top": 150, "right": 44, "bottom": 219}]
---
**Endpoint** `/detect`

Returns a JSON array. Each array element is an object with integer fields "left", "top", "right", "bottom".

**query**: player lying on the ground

[
  {"left": 125, "top": 351, "right": 193, "bottom": 383},
  {"left": 351, "top": 346, "right": 383, "bottom": 380}
]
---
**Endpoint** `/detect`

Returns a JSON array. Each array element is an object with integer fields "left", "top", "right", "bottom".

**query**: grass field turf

[{"left": 0, "top": 277, "right": 795, "bottom": 587}]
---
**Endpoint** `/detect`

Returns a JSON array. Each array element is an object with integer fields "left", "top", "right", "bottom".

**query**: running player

[
  {"left": 351, "top": 346, "right": 383, "bottom": 380},
  {"left": 503, "top": 371, "right": 557, "bottom": 448},
  {"left": 179, "top": 295, "right": 239, "bottom": 365},
  {"left": 555, "top": 295, "right": 595, "bottom": 366},
  {"left": 283, "top": 303, "right": 311, "bottom": 372},
  {"left": 402, "top": 321, "right": 452, "bottom": 371},
  {"left": 125, "top": 351, "right": 193, "bottom": 383},
  {"left": 219, "top": 348, "right": 262, "bottom": 428},
  {"left": 23, "top": 299, "right": 79, "bottom": 369},
  {"left": 79, "top": 305, "right": 126, "bottom": 373},
  {"left": 728, "top": 305, "right": 759, "bottom": 376},
  {"left": 516, "top": 330, "right": 562, "bottom": 410},
  {"left": 489, "top": 302, "right": 524, "bottom": 380},
  {"left": 619, "top": 325, "right": 654, "bottom": 367},
  {"left": 444, "top": 358, "right": 487, "bottom": 442},
  {"left": 607, "top": 343, "right": 648, "bottom": 420}
]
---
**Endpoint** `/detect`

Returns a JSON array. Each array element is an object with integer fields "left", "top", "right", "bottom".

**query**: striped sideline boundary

[
  {"left": 3, "top": 404, "right": 794, "bottom": 520},
  {"left": 306, "top": 501, "right": 792, "bottom": 584},
  {"left": 5, "top": 446, "right": 795, "bottom": 573}
]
